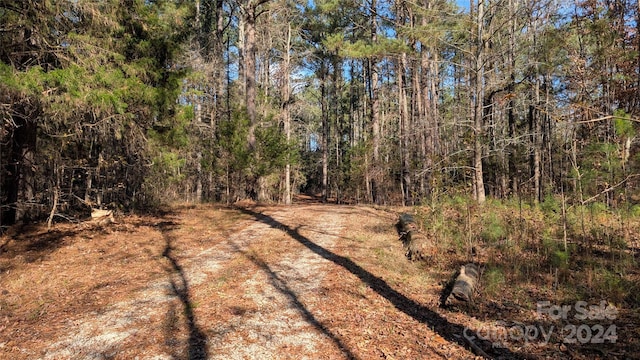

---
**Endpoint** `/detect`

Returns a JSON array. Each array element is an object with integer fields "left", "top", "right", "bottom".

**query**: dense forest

[{"left": 2, "top": 0, "right": 640, "bottom": 225}]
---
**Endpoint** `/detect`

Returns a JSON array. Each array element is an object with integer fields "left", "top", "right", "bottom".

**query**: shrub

[
  {"left": 484, "top": 266, "right": 505, "bottom": 296},
  {"left": 593, "top": 268, "right": 627, "bottom": 303},
  {"left": 480, "top": 212, "right": 506, "bottom": 244},
  {"left": 551, "top": 250, "right": 570, "bottom": 270}
]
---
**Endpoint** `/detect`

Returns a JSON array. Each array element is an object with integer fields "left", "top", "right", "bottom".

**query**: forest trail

[{"left": 1, "top": 203, "right": 520, "bottom": 359}]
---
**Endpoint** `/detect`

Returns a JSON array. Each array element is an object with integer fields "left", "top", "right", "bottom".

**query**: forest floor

[{"left": 0, "top": 198, "right": 638, "bottom": 359}]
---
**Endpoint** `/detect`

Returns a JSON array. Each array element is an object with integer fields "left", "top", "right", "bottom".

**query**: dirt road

[{"left": 0, "top": 203, "right": 522, "bottom": 359}]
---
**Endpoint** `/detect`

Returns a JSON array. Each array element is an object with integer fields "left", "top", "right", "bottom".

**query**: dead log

[
  {"left": 447, "top": 263, "right": 480, "bottom": 304},
  {"left": 405, "top": 232, "right": 436, "bottom": 260},
  {"left": 398, "top": 213, "right": 435, "bottom": 260}
]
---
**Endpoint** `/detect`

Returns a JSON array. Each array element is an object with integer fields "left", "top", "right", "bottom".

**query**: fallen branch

[{"left": 464, "top": 334, "right": 493, "bottom": 359}]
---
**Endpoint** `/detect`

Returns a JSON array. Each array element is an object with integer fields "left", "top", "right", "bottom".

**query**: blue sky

[{"left": 456, "top": 0, "right": 470, "bottom": 11}]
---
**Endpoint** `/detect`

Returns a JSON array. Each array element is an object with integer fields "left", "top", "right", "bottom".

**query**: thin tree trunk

[
  {"left": 507, "top": 0, "right": 518, "bottom": 197},
  {"left": 283, "top": 24, "right": 292, "bottom": 205},
  {"left": 85, "top": 168, "right": 93, "bottom": 205},
  {"left": 245, "top": 7, "right": 257, "bottom": 150},
  {"left": 370, "top": 0, "right": 381, "bottom": 204},
  {"left": 421, "top": 38, "right": 432, "bottom": 197},
  {"left": 422, "top": 0, "right": 437, "bottom": 195},
  {"left": 399, "top": 53, "right": 411, "bottom": 206},
  {"left": 370, "top": 59, "right": 380, "bottom": 204},
  {"left": 320, "top": 63, "right": 329, "bottom": 202},
  {"left": 47, "top": 165, "right": 61, "bottom": 230},
  {"left": 196, "top": 151, "right": 203, "bottom": 202},
  {"left": 473, "top": 0, "right": 486, "bottom": 204},
  {"left": 532, "top": 17, "right": 542, "bottom": 203},
  {"left": 412, "top": 47, "right": 422, "bottom": 199}
]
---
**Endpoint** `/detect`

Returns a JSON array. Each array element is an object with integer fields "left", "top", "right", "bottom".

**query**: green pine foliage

[
  {"left": 480, "top": 212, "right": 506, "bottom": 244},
  {"left": 254, "top": 124, "right": 295, "bottom": 177},
  {"left": 614, "top": 110, "right": 635, "bottom": 138},
  {"left": 0, "top": 0, "right": 192, "bottom": 215},
  {"left": 219, "top": 110, "right": 252, "bottom": 175}
]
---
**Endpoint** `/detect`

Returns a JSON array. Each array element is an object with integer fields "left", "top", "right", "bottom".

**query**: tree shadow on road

[
  {"left": 233, "top": 243, "right": 358, "bottom": 359},
  {"left": 238, "top": 207, "right": 533, "bottom": 360},
  {"left": 158, "top": 220, "right": 209, "bottom": 360}
]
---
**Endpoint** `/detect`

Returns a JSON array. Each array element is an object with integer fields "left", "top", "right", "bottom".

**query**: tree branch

[{"left": 578, "top": 174, "right": 640, "bottom": 206}]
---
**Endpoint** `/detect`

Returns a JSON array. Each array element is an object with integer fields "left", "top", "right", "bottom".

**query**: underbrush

[{"left": 417, "top": 195, "right": 640, "bottom": 308}]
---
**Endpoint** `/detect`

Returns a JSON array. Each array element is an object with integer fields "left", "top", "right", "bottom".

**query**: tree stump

[
  {"left": 398, "top": 213, "right": 435, "bottom": 261},
  {"left": 447, "top": 263, "right": 480, "bottom": 304}
]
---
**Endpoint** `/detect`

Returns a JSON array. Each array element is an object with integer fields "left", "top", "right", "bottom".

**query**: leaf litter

[{"left": 0, "top": 203, "right": 636, "bottom": 359}]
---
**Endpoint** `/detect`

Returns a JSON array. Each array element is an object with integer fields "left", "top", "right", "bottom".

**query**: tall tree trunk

[
  {"left": 332, "top": 57, "right": 344, "bottom": 204},
  {"left": 369, "top": 0, "right": 381, "bottom": 204},
  {"left": 399, "top": 53, "right": 412, "bottom": 206},
  {"left": 430, "top": 50, "right": 440, "bottom": 155},
  {"left": 473, "top": 0, "right": 486, "bottom": 204},
  {"left": 245, "top": 6, "right": 257, "bottom": 150},
  {"left": 320, "top": 62, "right": 329, "bottom": 202},
  {"left": 241, "top": 0, "right": 271, "bottom": 201},
  {"left": 421, "top": 0, "right": 438, "bottom": 198},
  {"left": 282, "top": 24, "right": 292, "bottom": 205},
  {"left": 370, "top": 57, "right": 380, "bottom": 203},
  {"left": 532, "top": 93, "right": 542, "bottom": 203},
  {"left": 507, "top": 0, "right": 518, "bottom": 197},
  {"left": 214, "top": 0, "right": 223, "bottom": 124},
  {"left": 532, "top": 16, "right": 542, "bottom": 203},
  {"left": 420, "top": 23, "right": 436, "bottom": 196},
  {"left": 412, "top": 42, "right": 422, "bottom": 199}
]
